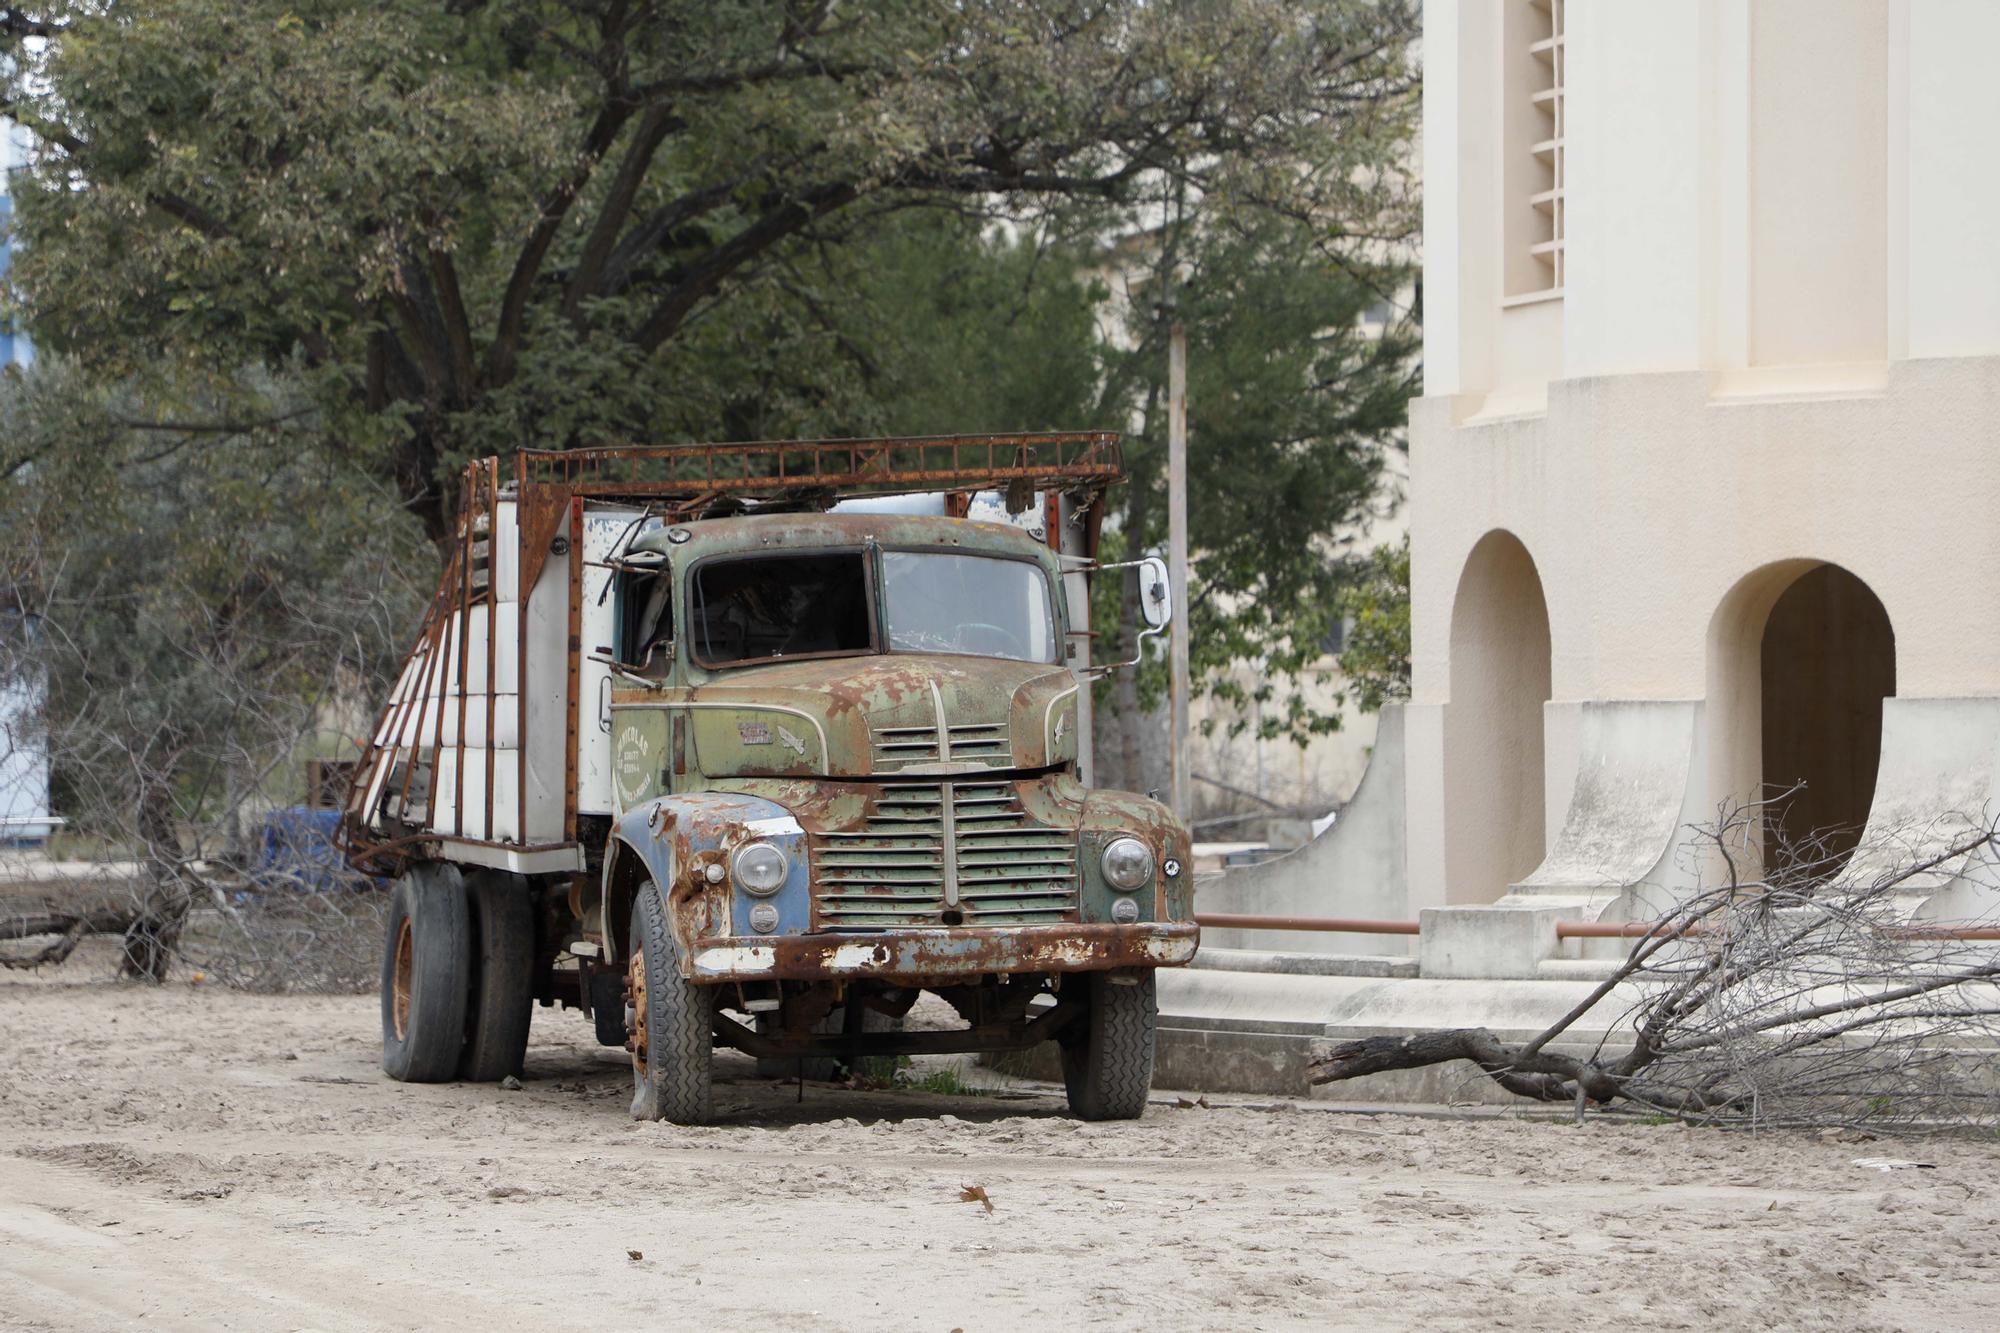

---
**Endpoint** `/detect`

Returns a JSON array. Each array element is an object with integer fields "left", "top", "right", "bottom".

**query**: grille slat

[
  {"left": 813, "top": 781, "right": 1078, "bottom": 927},
  {"left": 870, "top": 717, "right": 1014, "bottom": 771}
]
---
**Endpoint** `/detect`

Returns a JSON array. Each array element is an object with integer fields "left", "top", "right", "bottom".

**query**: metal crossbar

[{"left": 517, "top": 432, "right": 1122, "bottom": 505}]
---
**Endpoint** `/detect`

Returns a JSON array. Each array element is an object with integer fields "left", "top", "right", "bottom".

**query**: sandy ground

[{"left": 4, "top": 960, "right": 2000, "bottom": 1331}]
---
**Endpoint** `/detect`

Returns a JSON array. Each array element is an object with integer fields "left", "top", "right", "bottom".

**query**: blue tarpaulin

[{"left": 256, "top": 807, "right": 353, "bottom": 892}]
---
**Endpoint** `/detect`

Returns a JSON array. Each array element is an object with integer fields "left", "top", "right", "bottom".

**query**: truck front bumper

[{"left": 685, "top": 921, "right": 1199, "bottom": 983}]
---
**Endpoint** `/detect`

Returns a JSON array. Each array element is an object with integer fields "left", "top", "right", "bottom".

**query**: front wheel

[
  {"left": 1060, "top": 969, "right": 1157, "bottom": 1121},
  {"left": 628, "top": 887, "right": 717, "bottom": 1125}
]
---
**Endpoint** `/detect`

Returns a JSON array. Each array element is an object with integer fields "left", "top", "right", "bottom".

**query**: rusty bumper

[{"left": 685, "top": 921, "right": 1199, "bottom": 983}]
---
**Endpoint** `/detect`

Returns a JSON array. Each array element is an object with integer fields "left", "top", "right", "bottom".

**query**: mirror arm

[{"left": 1087, "top": 622, "right": 1167, "bottom": 678}]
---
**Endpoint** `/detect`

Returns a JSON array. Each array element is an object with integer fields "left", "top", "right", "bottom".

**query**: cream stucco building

[
  {"left": 1198, "top": 0, "right": 2000, "bottom": 980},
  {"left": 1407, "top": 0, "right": 2000, "bottom": 938}
]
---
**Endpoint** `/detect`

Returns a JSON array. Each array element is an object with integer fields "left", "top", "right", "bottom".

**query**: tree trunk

[{"left": 121, "top": 780, "right": 191, "bottom": 982}]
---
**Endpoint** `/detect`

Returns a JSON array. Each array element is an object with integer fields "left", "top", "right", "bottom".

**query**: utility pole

[{"left": 1167, "top": 317, "right": 1190, "bottom": 822}]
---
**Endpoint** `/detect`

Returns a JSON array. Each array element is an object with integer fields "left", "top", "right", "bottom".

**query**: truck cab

[{"left": 340, "top": 435, "right": 1196, "bottom": 1124}]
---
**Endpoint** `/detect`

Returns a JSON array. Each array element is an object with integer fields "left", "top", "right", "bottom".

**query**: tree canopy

[{"left": 1, "top": 0, "right": 1418, "bottom": 536}]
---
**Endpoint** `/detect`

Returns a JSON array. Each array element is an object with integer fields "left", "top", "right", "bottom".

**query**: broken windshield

[
  {"left": 688, "top": 547, "right": 1058, "bottom": 669},
  {"left": 690, "top": 552, "right": 873, "bottom": 667},
  {"left": 881, "top": 551, "right": 1057, "bottom": 664}
]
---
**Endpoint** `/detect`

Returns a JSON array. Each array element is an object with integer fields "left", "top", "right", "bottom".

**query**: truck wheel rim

[
  {"left": 391, "top": 919, "right": 414, "bottom": 1041},
  {"left": 628, "top": 943, "right": 649, "bottom": 1076}
]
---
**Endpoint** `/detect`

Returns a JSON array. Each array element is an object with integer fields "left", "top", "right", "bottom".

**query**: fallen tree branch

[
  {"left": 0, "top": 905, "right": 138, "bottom": 968},
  {"left": 1307, "top": 801, "right": 2000, "bottom": 1130}
]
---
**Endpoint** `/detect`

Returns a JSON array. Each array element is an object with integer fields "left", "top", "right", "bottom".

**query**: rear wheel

[
  {"left": 380, "top": 863, "right": 471, "bottom": 1083},
  {"left": 459, "top": 871, "right": 534, "bottom": 1082},
  {"left": 1060, "top": 969, "right": 1157, "bottom": 1121},
  {"left": 628, "top": 887, "right": 717, "bottom": 1124}
]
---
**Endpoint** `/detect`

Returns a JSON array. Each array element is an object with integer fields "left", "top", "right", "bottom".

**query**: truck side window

[
  {"left": 618, "top": 568, "right": 674, "bottom": 675},
  {"left": 690, "top": 553, "right": 870, "bottom": 666}
]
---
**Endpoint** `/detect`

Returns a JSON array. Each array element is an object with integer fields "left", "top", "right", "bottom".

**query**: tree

[
  {"left": 1334, "top": 533, "right": 1410, "bottom": 714},
  {"left": 1, "top": 0, "right": 1419, "bottom": 539},
  {"left": 1088, "top": 199, "right": 1419, "bottom": 774},
  {"left": 0, "top": 362, "right": 426, "bottom": 978},
  {"left": 1310, "top": 798, "right": 2000, "bottom": 1130}
]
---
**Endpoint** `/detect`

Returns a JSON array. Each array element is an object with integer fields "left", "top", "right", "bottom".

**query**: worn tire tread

[
  {"left": 1062, "top": 970, "right": 1157, "bottom": 1121},
  {"left": 460, "top": 871, "right": 535, "bottom": 1082},
  {"left": 380, "top": 864, "right": 472, "bottom": 1084},
  {"left": 630, "top": 889, "right": 717, "bottom": 1125}
]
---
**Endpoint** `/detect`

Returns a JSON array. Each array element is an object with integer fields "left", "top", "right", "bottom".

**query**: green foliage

[
  {"left": 1090, "top": 204, "right": 1419, "bottom": 745},
  {"left": 2, "top": 0, "right": 1420, "bottom": 537},
  {"left": 1335, "top": 534, "right": 1412, "bottom": 714}
]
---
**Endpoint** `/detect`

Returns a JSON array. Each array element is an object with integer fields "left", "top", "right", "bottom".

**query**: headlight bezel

[
  {"left": 1100, "top": 835, "right": 1155, "bottom": 892},
  {"left": 731, "top": 841, "right": 789, "bottom": 896}
]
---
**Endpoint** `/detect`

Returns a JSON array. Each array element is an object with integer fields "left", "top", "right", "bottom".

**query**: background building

[
  {"left": 1409, "top": 0, "right": 2000, "bottom": 935},
  {"left": 0, "top": 114, "right": 52, "bottom": 846},
  {"left": 1203, "top": 0, "right": 2000, "bottom": 973}
]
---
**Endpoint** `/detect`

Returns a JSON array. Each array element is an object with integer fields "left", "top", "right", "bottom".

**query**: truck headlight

[
  {"left": 1100, "top": 837, "right": 1154, "bottom": 892},
  {"left": 732, "top": 842, "right": 789, "bottom": 896}
]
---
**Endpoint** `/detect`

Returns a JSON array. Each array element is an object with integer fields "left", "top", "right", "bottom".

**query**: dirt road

[{"left": 3, "top": 968, "right": 1998, "bottom": 1331}]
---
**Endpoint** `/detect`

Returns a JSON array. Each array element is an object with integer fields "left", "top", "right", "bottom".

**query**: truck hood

[{"left": 687, "top": 654, "right": 1081, "bottom": 779}]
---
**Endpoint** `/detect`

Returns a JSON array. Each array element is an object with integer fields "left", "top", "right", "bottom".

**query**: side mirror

[{"left": 1137, "top": 556, "right": 1172, "bottom": 630}]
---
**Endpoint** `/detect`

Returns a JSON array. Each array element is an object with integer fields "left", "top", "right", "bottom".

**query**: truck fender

[{"left": 603, "top": 791, "right": 811, "bottom": 972}]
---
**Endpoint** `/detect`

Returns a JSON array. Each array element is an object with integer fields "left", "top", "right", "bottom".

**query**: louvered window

[{"left": 1506, "top": 0, "right": 1565, "bottom": 299}]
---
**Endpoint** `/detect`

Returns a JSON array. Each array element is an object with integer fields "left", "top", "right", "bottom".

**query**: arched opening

[
  {"left": 1444, "top": 530, "right": 1552, "bottom": 904},
  {"left": 1706, "top": 561, "right": 1896, "bottom": 881}
]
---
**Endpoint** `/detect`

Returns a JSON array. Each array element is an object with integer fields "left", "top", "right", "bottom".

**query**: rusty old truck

[{"left": 339, "top": 434, "right": 1196, "bottom": 1124}]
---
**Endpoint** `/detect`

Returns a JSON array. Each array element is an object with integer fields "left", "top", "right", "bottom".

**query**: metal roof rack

[{"left": 516, "top": 432, "right": 1122, "bottom": 511}]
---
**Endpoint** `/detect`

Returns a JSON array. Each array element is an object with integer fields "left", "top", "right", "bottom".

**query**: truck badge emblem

[
  {"left": 737, "top": 720, "right": 771, "bottom": 744},
  {"left": 777, "top": 725, "right": 806, "bottom": 757}
]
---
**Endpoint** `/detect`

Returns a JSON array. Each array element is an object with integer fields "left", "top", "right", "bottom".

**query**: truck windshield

[
  {"left": 881, "top": 551, "right": 1057, "bottom": 664},
  {"left": 691, "top": 552, "right": 873, "bottom": 666}
]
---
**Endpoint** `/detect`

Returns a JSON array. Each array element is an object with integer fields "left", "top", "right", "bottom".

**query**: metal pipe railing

[
  {"left": 1193, "top": 912, "right": 2000, "bottom": 942},
  {"left": 1193, "top": 912, "right": 1420, "bottom": 935}
]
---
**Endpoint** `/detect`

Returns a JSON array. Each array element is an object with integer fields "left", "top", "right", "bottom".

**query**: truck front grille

[
  {"left": 869, "top": 721, "right": 1013, "bottom": 771},
  {"left": 869, "top": 726, "right": 941, "bottom": 772},
  {"left": 814, "top": 782, "right": 1077, "bottom": 929}
]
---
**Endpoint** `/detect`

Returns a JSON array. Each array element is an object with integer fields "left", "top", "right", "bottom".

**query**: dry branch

[{"left": 1309, "top": 800, "right": 2000, "bottom": 1130}]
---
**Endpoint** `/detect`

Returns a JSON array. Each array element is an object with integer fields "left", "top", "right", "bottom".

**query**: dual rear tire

[{"left": 380, "top": 864, "right": 534, "bottom": 1084}]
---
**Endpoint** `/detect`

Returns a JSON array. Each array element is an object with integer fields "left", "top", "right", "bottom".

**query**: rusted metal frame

[
  {"left": 556, "top": 461, "right": 1124, "bottom": 499},
  {"left": 341, "top": 593, "right": 442, "bottom": 855},
  {"left": 480, "top": 459, "right": 500, "bottom": 844},
  {"left": 515, "top": 459, "right": 531, "bottom": 847},
  {"left": 563, "top": 495, "right": 583, "bottom": 841},
  {"left": 373, "top": 580, "right": 454, "bottom": 832},
  {"left": 451, "top": 468, "right": 475, "bottom": 839},
  {"left": 713, "top": 1003, "right": 1071, "bottom": 1060},
  {"left": 517, "top": 433, "right": 1123, "bottom": 499},
  {"left": 1082, "top": 492, "right": 1108, "bottom": 561},
  {"left": 519, "top": 433, "right": 1113, "bottom": 469},
  {"left": 399, "top": 556, "right": 461, "bottom": 838},
  {"left": 698, "top": 921, "right": 1197, "bottom": 981}
]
